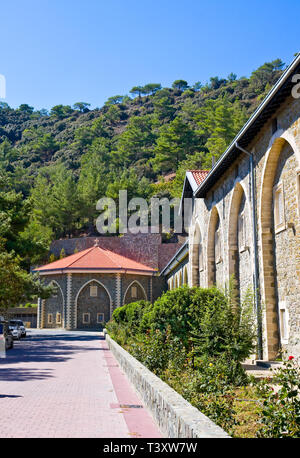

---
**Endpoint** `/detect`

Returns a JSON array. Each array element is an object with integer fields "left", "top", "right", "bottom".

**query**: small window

[
  {"left": 56, "top": 313, "right": 61, "bottom": 324},
  {"left": 279, "top": 302, "right": 289, "bottom": 344},
  {"left": 82, "top": 313, "right": 90, "bottom": 324},
  {"left": 273, "top": 183, "right": 286, "bottom": 232},
  {"left": 97, "top": 313, "right": 104, "bottom": 323},
  {"left": 198, "top": 244, "right": 204, "bottom": 271},
  {"left": 131, "top": 286, "right": 137, "bottom": 298},
  {"left": 215, "top": 229, "right": 222, "bottom": 263},
  {"left": 90, "top": 285, "right": 98, "bottom": 297},
  {"left": 238, "top": 211, "right": 247, "bottom": 251},
  {"left": 48, "top": 314, "right": 53, "bottom": 324}
]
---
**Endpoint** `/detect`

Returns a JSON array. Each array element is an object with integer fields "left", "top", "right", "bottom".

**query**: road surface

[{"left": 0, "top": 329, "right": 161, "bottom": 438}]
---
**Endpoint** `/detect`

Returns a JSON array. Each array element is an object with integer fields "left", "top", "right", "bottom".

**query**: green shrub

[
  {"left": 130, "top": 326, "right": 187, "bottom": 375},
  {"left": 257, "top": 356, "right": 300, "bottom": 437},
  {"left": 146, "top": 285, "right": 227, "bottom": 349},
  {"left": 111, "top": 300, "right": 151, "bottom": 330},
  {"left": 189, "top": 285, "right": 255, "bottom": 362}
]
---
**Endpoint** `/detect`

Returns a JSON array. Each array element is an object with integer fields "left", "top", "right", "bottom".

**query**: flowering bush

[{"left": 257, "top": 356, "right": 300, "bottom": 437}]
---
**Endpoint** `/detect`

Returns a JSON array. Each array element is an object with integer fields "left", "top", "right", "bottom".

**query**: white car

[
  {"left": 9, "top": 320, "right": 26, "bottom": 337},
  {"left": 8, "top": 325, "right": 22, "bottom": 340}
]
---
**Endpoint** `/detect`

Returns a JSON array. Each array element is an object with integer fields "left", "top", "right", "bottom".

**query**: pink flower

[{"left": 288, "top": 356, "right": 294, "bottom": 360}]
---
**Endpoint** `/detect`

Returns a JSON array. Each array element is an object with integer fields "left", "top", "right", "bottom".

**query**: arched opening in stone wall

[
  {"left": 44, "top": 280, "right": 64, "bottom": 329},
  {"left": 191, "top": 223, "right": 201, "bottom": 286},
  {"left": 179, "top": 271, "right": 182, "bottom": 286},
  {"left": 76, "top": 280, "right": 111, "bottom": 329},
  {"left": 170, "top": 277, "right": 174, "bottom": 290},
  {"left": 123, "top": 280, "right": 147, "bottom": 304},
  {"left": 175, "top": 275, "right": 179, "bottom": 289},
  {"left": 183, "top": 266, "right": 188, "bottom": 285},
  {"left": 260, "top": 136, "right": 300, "bottom": 359},
  {"left": 228, "top": 182, "right": 251, "bottom": 300},
  {"left": 207, "top": 206, "right": 222, "bottom": 286}
]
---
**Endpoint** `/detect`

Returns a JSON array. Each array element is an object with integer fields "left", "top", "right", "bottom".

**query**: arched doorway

[
  {"left": 76, "top": 280, "right": 111, "bottom": 328},
  {"left": 207, "top": 206, "right": 223, "bottom": 287},
  {"left": 191, "top": 223, "right": 201, "bottom": 286},
  {"left": 228, "top": 182, "right": 251, "bottom": 299},
  {"left": 123, "top": 280, "right": 147, "bottom": 304},
  {"left": 260, "top": 135, "right": 300, "bottom": 359},
  {"left": 44, "top": 280, "right": 64, "bottom": 328}
]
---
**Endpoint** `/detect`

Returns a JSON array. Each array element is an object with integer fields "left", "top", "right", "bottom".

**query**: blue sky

[{"left": 1, "top": 0, "right": 299, "bottom": 110}]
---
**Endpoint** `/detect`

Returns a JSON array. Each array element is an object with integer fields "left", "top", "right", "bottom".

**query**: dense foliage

[
  {"left": 107, "top": 285, "right": 257, "bottom": 434},
  {"left": 107, "top": 285, "right": 300, "bottom": 437},
  {"left": 256, "top": 357, "right": 300, "bottom": 437},
  {"left": 0, "top": 59, "right": 285, "bottom": 255}
]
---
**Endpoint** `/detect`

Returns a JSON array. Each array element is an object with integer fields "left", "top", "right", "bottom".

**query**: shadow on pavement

[{"left": 0, "top": 330, "right": 105, "bottom": 381}]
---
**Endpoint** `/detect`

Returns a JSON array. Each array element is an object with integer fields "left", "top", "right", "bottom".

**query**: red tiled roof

[
  {"left": 34, "top": 245, "right": 156, "bottom": 274},
  {"left": 188, "top": 170, "right": 209, "bottom": 186}
]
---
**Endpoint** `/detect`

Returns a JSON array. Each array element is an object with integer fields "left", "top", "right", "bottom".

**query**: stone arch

[
  {"left": 174, "top": 275, "right": 179, "bottom": 289},
  {"left": 207, "top": 206, "right": 223, "bottom": 286},
  {"left": 170, "top": 277, "right": 174, "bottom": 290},
  {"left": 191, "top": 222, "right": 201, "bottom": 286},
  {"left": 183, "top": 266, "right": 188, "bottom": 285},
  {"left": 178, "top": 270, "right": 182, "bottom": 286},
  {"left": 123, "top": 280, "right": 147, "bottom": 304},
  {"left": 260, "top": 134, "right": 300, "bottom": 359},
  {"left": 75, "top": 279, "right": 112, "bottom": 328},
  {"left": 45, "top": 280, "right": 64, "bottom": 328},
  {"left": 227, "top": 181, "right": 252, "bottom": 290}
]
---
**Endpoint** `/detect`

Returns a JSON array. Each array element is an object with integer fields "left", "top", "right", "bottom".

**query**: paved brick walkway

[{"left": 0, "top": 329, "right": 161, "bottom": 438}]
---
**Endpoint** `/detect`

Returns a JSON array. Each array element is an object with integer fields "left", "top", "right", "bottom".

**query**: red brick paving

[{"left": 0, "top": 329, "right": 161, "bottom": 438}]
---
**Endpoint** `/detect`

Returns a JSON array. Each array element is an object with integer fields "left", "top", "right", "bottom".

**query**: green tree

[
  {"left": 152, "top": 117, "right": 201, "bottom": 172},
  {"left": 115, "top": 115, "right": 157, "bottom": 165},
  {"left": 105, "top": 95, "right": 124, "bottom": 105},
  {"left": 30, "top": 164, "right": 80, "bottom": 238},
  {"left": 18, "top": 104, "right": 34, "bottom": 114},
  {"left": 0, "top": 240, "right": 53, "bottom": 312},
  {"left": 50, "top": 104, "right": 73, "bottom": 118},
  {"left": 172, "top": 80, "right": 189, "bottom": 91},
  {"left": 143, "top": 83, "right": 162, "bottom": 95},
  {"left": 73, "top": 102, "right": 91, "bottom": 112},
  {"left": 129, "top": 86, "right": 146, "bottom": 98},
  {"left": 77, "top": 151, "right": 109, "bottom": 229}
]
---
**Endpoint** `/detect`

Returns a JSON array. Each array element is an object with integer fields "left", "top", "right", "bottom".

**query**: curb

[{"left": 105, "top": 332, "right": 230, "bottom": 438}]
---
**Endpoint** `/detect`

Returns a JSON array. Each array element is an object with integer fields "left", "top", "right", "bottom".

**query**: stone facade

[
  {"left": 189, "top": 95, "right": 300, "bottom": 360},
  {"left": 165, "top": 87, "right": 300, "bottom": 361},
  {"left": 40, "top": 272, "right": 165, "bottom": 330}
]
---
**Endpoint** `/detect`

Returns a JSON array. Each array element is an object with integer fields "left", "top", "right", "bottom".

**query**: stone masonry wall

[
  {"left": 50, "top": 234, "right": 183, "bottom": 271},
  {"left": 188, "top": 94, "right": 300, "bottom": 360},
  {"left": 40, "top": 272, "right": 166, "bottom": 330}
]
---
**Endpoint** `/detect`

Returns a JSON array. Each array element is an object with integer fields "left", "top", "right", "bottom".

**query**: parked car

[
  {"left": 5, "top": 332, "right": 13, "bottom": 350},
  {"left": 8, "top": 324, "right": 22, "bottom": 340},
  {"left": 9, "top": 320, "right": 26, "bottom": 338},
  {"left": 0, "top": 319, "right": 14, "bottom": 350}
]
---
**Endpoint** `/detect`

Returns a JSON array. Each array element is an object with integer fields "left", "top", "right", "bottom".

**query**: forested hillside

[{"left": 0, "top": 59, "right": 285, "bottom": 264}]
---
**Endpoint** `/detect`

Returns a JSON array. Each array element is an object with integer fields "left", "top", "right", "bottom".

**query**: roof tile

[{"left": 35, "top": 245, "right": 156, "bottom": 273}]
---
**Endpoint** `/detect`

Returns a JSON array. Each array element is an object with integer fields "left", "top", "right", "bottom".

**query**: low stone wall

[{"left": 105, "top": 333, "right": 230, "bottom": 438}]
